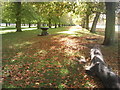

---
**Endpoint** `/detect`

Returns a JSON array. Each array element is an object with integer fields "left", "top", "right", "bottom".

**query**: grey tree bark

[
  {"left": 90, "top": 12, "right": 100, "bottom": 33},
  {"left": 49, "top": 19, "right": 51, "bottom": 28},
  {"left": 37, "top": 21, "right": 41, "bottom": 29},
  {"left": 16, "top": 2, "right": 22, "bottom": 32},
  {"left": 103, "top": 2, "right": 116, "bottom": 46},
  {"left": 85, "top": 14, "right": 89, "bottom": 30}
]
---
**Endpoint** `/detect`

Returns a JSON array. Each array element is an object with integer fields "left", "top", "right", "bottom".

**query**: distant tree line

[{"left": 2, "top": 1, "right": 119, "bottom": 46}]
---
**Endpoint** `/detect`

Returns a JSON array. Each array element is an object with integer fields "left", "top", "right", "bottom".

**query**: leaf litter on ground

[{"left": 2, "top": 26, "right": 119, "bottom": 88}]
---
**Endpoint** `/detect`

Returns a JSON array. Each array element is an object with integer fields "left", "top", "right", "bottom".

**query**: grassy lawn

[
  {"left": 2, "top": 26, "right": 119, "bottom": 88},
  {"left": 0, "top": 26, "right": 36, "bottom": 31}
]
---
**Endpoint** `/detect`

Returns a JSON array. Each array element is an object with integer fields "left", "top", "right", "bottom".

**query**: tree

[
  {"left": 90, "top": 2, "right": 105, "bottom": 33},
  {"left": 2, "top": 2, "right": 16, "bottom": 27},
  {"left": 21, "top": 2, "right": 38, "bottom": 28},
  {"left": 33, "top": 2, "right": 45, "bottom": 29},
  {"left": 103, "top": 2, "right": 116, "bottom": 46},
  {"left": 15, "top": 2, "right": 22, "bottom": 32},
  {"left": 37, "top": 2, "right": 76, "bottom": 28},
  {"left": 3, "top": 2, "right": 37, "bottom": 31},
  {"left": 3, "top": 2, "right": 22, "bottom": 32},
  {"left": 43, "top": 2, "right": 68, "bottom": 28},
  {"left": 76, "top": 2, "right": 93, "bottom": 30},
  {"left": 90, "top": 12, "right": 100, "bottom": 33}
]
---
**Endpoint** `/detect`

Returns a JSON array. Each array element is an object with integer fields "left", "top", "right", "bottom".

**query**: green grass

[
  {"left": 2, "top": 27, "right": 75, "bottom": 88},
  {"left": 2, "top": 27, "right": 71, "bottom": 44},
  {"left": 0, "top": 27, "right": 16, "bottom": 30},
  {"left": 1, "top": 27, "right": 27, "bottom": 30},
  {"left": 2, "top": 27, "right": 71, "bottom": 64},
  {"left": 0, "top": 26, "right": 36, "bottom": 31},
  {"left": 3, "top": 26, "right": 118, "bottom": 88}
]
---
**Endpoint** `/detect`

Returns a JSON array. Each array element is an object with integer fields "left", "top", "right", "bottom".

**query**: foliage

[
  {"left": 2, "top": 2, "right": 105, "bottom": 26},
  {"left": 21, "top": 2, "right": 38, "bottom": 24},
  {"left": 32, "top": 2, "right": 77, "bottom": 25},
  {"left": 2, "top": 2, "right": 37, "bottom": 24},
  {"left": 2, "top": 2, "right": 16, "bottom": 23},
  {"left": 74, "top": 2, "right": 105, "bottom": 26}
]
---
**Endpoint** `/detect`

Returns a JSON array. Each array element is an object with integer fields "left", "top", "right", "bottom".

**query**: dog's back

[{"left": 86, "top": 46, "right": 120, "bottom": 89}]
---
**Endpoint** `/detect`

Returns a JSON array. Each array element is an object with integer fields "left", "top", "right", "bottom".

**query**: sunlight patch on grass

[
  {"left": 13, "top": 52, "right": 24, "bottom": 59},
  {"left": 59, "top": 37, "right": 78, "bottom": 47},
  {"left": 57, "top": 26, "right": 82, "bottom": 35},
  {"left": 36, "top": 58, "right": 62, "bottom": 69},
  {"left": 8, "top": 46, "right": 13, "bottom": 49},
  {"left": 60, "top": 68, "right": 69, "bottom": 76},
  {"left": 0, "top": 28, "right": 37, "bottom": 34},
  {"left": 58, "top": 84, "right": 65, "bottom": 88},
  {"left": 3, "top": 65, "right": 11, "bottom": 77},
  {"left": 33, "top": 49, "right": 47, "bottom": 56},
  {"left": 79, "top": 29, "right": 90, "bottom": 34},
  {"left": 84, "top": 81, "right": 96, "bottom": 88},
  {"left": 57, "top": 31, "right": 76, "bottom": 34},
  {"left": 64, "top": 49, "right": 75, "bottom": 56},
  {"left": 59, "top": 36, "right": 81, "bottom": 56},
  {"left": 10, "top": 52, "right": 24, "bottom": 63},
  {"left": 35, "top": 62, "right": 45, "bottom": 69},
  {"left": 56, "top": 26, "right": 103, "bottom": 38},
  {"left": 7, "top": 85, "right": 17, "bottom": 88},
  {"left": 14, "top": 41, "right": 33, "bottom": 48},
  {"left": 70, "top": 34, "right": 82, "bottom": 37},
  {"left": 62, "top": 59, "right": 72, "bottom": 67}
]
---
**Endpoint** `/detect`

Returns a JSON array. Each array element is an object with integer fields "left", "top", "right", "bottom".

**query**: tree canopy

[{"left": 2, "top": 1, "right": 118, "bottom": 45}]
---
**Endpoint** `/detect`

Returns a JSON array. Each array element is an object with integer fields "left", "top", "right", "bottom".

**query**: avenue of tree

[{"left": 2, "top": 2, "right": 119, "bottom": 46}]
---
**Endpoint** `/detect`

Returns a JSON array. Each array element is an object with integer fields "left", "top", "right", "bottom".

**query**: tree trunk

[
  {"left": 90, "top": 12, "right": 100, "bottom": 33},
  {"left": 118, "top": 16, "right": 120, "bottom": 25},
  {"left": 6, "top": 22, "right": 8, "bottom": 27},
  {"left": 103, "top": 2, "right": 116, "bottom": 46},
  {"left": 42, "top": 23, "right": 44, "bottom": 26},
  {"left": 15, "top": 2, "right": 22, "bottom": 32},
  {"left": 81, "top": 18, "right": 86, "bottom": 28},
  {"left": 49, "top": 19, "right": 51, "bottom": 28},
  {"left": 9, "top": 22, "right": 10, "bottom": 26},
  {"left": 55, "top": 23, "right": 57, "bottom": 28},
  {"left": 58, "top": 19, "right": 61, "bottom": 27},
  {"left": 37, "top": 21, "right": 41, "bottom": 29},
  {"left": 58, "top": 24, "right": 60, "bottom": 27},
  {"left": 29, "top": 23, "right": 31, "bottom": 28},
  {"left": 85, "top": 14, "right": 89, "bottom": 30},
  {"left": 83, "top": 20, "right": 86, "bottom": 28}
]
